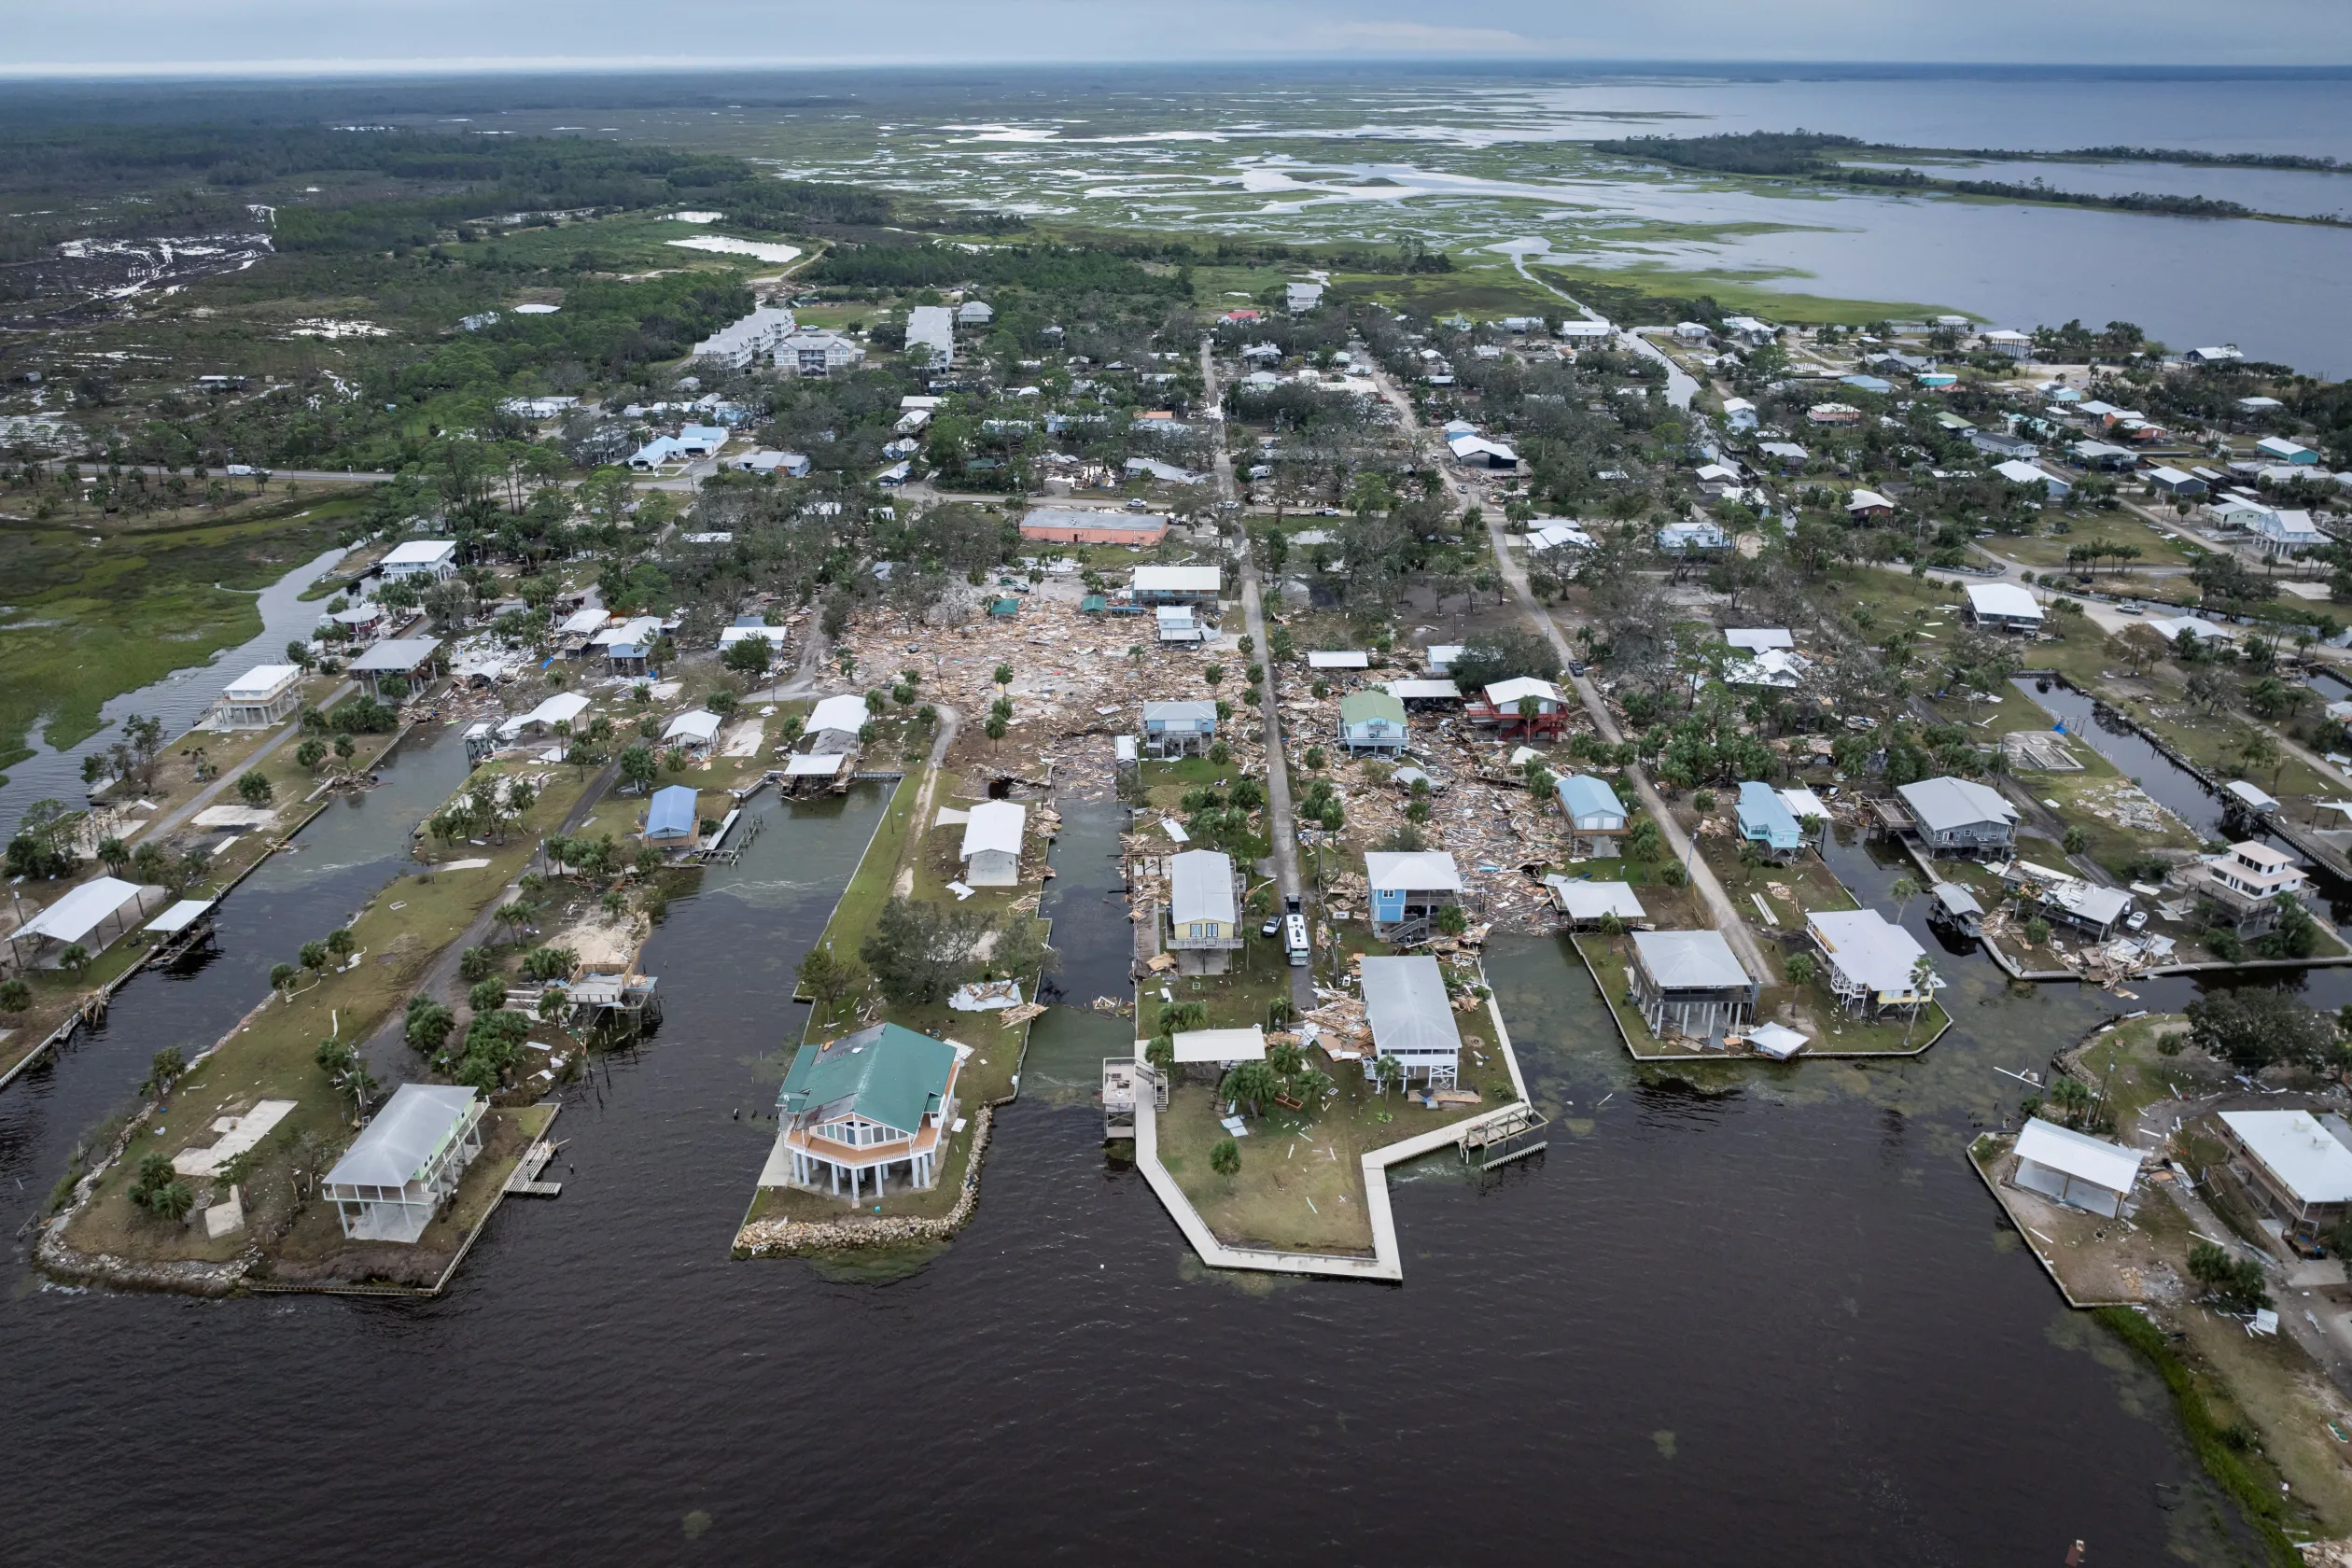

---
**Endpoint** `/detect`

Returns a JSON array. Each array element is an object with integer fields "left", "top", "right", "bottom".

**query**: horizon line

[{"left": 6, "top": 54, "right": 2352, "bottom": 83}]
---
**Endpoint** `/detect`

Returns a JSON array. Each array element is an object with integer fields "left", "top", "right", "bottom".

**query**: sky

[{"left": 7, "top": 1, "right": 2352, "bottom": 77}]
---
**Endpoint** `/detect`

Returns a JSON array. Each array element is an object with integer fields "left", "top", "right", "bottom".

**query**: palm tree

[
  {"left": 1221, "top": 1059, "right": 1281, "bottom": 1116},
  {"left": 1374, "top": 1054, "right": 1404, "bottom": 1099},
  {"left": 1904, "top": 956, "right": 1939, "bottom": 1046},
  {"left": 1210, "top": 1137, "right": 1240, "bottom": 1181},
  {"left": 1888, "top": 876, "right": 1919, "bottom": 920}
]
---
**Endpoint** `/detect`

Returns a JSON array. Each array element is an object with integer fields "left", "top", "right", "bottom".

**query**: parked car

[{"left": 1259, "top": 917, "right": 1281, "bottom": 939}]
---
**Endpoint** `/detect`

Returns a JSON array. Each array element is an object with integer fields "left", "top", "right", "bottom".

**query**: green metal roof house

[
  {"left": 1337, "top": 689, "right": 1408, "bottom": 757},
  {"left": 772, "top": 1022, "right": 965, "bottom": 1200}
]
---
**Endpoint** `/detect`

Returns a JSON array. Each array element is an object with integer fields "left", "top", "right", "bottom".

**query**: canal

[{"left": 3, "top": 752, "right": 2346, "bottom": 1562}]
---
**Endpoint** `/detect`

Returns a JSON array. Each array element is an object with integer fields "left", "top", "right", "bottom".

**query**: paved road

[
  {"left": 132, "top": 680, "right": 353, "bottom": 847},
  {"left": 1201, "top": 335, "right": 1317, "bottom": 1016},
  {"left": 1364, "top": 354, "right": 1774, "bottom": 978}
]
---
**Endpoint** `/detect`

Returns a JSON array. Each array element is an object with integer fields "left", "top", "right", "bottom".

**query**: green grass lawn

[
  {"left": 1979, "top": 524, "right": 2195, "bottom": 572},
  {"left": 60, "top": 767, "right": 595, "bottom": 1267},
  {"left": 0, "top": 496, "right": 361, "bottom": 772},
  {"left": 1157, "top": 1063, "right": 1493, "bottom": 1256},
  {"left": 249, "top": 1102, "right": 556, "bottom": 1288}
]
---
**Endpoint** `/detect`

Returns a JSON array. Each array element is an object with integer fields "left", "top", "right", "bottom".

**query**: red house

[{"left": 1464, "top": 677, "right": 1569, "bottom": 737}]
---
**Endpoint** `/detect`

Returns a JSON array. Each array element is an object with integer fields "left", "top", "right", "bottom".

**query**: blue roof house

[
  {"left": 1737, "top": 781, "right": 1806, "bottom": 861},
  {"left": 1555, "top": 773, "right": 1630, "bottom": 855},
  {"left": 645, "top": 785, "right": 701, "bottom": 846}
]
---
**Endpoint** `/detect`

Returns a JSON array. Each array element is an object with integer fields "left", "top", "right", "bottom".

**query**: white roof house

[
  {"left": 905, "top": 304, "right": 956, "bottom": 370},
  {"left": 806, "top": 694, "right": 871, "bottom": 739},
  {"left": 1727, "top": 649, "right": 1809, "bottom": 689},
  {"left": 9, "top": 875, "right": 150, "bottom": 958},
  {"left": 1995, "top": 458, "right": 2069, "bottom": 493},
  {"left": 959, "top": 800, "right": 1027, "bottom": 887},
  {"left": 1897, "top": 777, "right": 2019, "bottom": 839},
  {"left": 1169, "top": 1026, "right": 1267, "bottom": 1065},
  {"left": 1307, "top": 651, "right": 1371, "bottom": 669},
  {"left": 662, "top": 709, "right": 722, "bottom": 749},
  {"left": 2220, "top": 1110, "right": 2352, "bottom": 1219},
  {"left": 1724, "top": 628, "right": 1794, "bottom": 651},
  {"left": 497, "top": 691, "right": 591, "bottom": 739},
  {"left": 1630, "top": 929, "right": 1753, "bottom": 989},
  {"left": 210, "top": 664, "right": 304, "bottom": 730},
  {"left": 1364, "top": 851, "right": 1463, "bottom": 894},
  {"left": 1543, "top": 878, "right": 1646, "bottom": 922},
  {"left": 1359, "top": 955, "right": 1463, "bottom": 1084},
  {"left": 380, "top": 539, "right": 458, "bottom": 579},
  {"left": 1168, "top": 848, "right": 1239, "bottom": 930},
  {"left": 1806, "top": 908, "right": 1938, "bottom": 1011},
  {"left": 1131, "top": 566, "right": 1222, "bottom": 597},
  {"left": 2012, "top": 1117, "right": 2145, "bottom": 1220},
  {"left": 1480, "top": 677, "right": 1564, "bottom": 710},
  {"left": 1966, "top": 581, "right": 2044, "bottom": 628},
  {"left": 320, "top": 1084, "right": 486, "bottom": 1243}
]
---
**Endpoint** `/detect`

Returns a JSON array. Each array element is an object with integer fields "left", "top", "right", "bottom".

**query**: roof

[
  {"left": 1364, "top": 850, "right": 1463, "bottom": 893},
  {"left": 1021, "top": 507, "right": 1166, "bottom": 536},
  {"left": 1738, "top": 780, "right": 1803, "bottom": 843},
  {"left": 2219, "top": 1111, "right": 2352, "bottom": 1207},
  {"left": 1169, "top": 849, "right": 1238, "bottom": 927},
  {"left": 1995, "top": 459, "right": 2060, "bottom": 487},
  {"left": 1360, "top": 956, "right": 1463, "bottom": 1060},
  {"left": 145, "top": 897, "right": 215, "bottom": 935},
  {"left": 960, "top": 799, "right": 1026, "bottom": 860},
  {"left": 14, "top": 876, "right": 144, "bottom": 945},
  {"left": 1724, "top": 628, "right": 1793, "bottom": 651},
  {"left": 500, "top": 691, "right": 590, "bottom": 736},
  {"left": 2050, "top": 880, "right": 2135, "bottom": 926},
  {"left": 779, "top": 1022, "right": 959, "bottom": 1136},
  {"left": 1897, "top": 777, "right": 2020, "bottom": 833},
  {"left": 223, "top": 664, "right": 301, "bottom": 699},
  {"left": 2150, "top": 615, "right": 2234, "bottom": 644},
  {"left": 1170, "top": 1026, "right": 1267, "bottom": 1064},
  {"left": 783, "top": 753, "right": 845, "bottom": 777},
  {"left": 1143, "top": 700, "right": 1217, "bottom": 725},
  {"left": 1482, "top": 677, "right": 1562, "bottom": 708},
  {"left": 1544, "top": 877, "right": 1645, "bottom": 920},
  {"left": 645, "top": 785, "right": 699, "bottom": 838},
  {"left": 381, "top": 539, "right": 456, "bottom": 567},
  {"left": 324, "top": 1085, "right": 480, "bottom": 1188},
  {"left": 1339, "top": 690, "right": 1407, "bottom": 727},
  {"left": 347, "top": 637, "right": 441, "bottom": 674},
  {"left": 1132, "top": 566, "right": 1221, "bottom": 594},
  {"left": 1807, "top": 908, "right": 1931, "bottom": 999},
  {"left": 1631, "top": 929, "right": 1752, "bottom": 990},
  {"left": 1385, "top": 680, "right": 1463, "bottom": 700},
  {"left": 2228, "top": 778, "right": 2285, "bottom": 812},
  {"left": 1308, "top": 651, "right": 1370, "bottom": 668},
  {"left": 559, "top": 607, "right": 608, "bottom": 636},
  {"left": 1932, "top": 882, "right": 1984, "bottom": 917},
  {"left": 1778, "top": 787, "right": 1830, "bottom": 821},
  {"left": 806, "top": 694, "right": 870, "bottom": 735},
  {"left": 1555, "top": 773, "right": 1626, "bottom": 822},
  {"left": 2015, "top": 1117, "right": 2146, "bottom": 1196},
  {"left": 663, "top": 709, "right": 721, "bottom": 745},
  {"left": 1966, "top": 582, "right": 2043, "bottom": 621}
]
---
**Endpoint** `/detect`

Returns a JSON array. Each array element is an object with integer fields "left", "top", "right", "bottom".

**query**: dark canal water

[{"left": 5, "top": 751, "right": 2349, "bottom": 1563}]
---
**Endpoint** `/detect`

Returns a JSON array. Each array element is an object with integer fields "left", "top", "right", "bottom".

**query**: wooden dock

[{"left": 505, "top": 1138, "right": 563, "bottom": 1198}]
